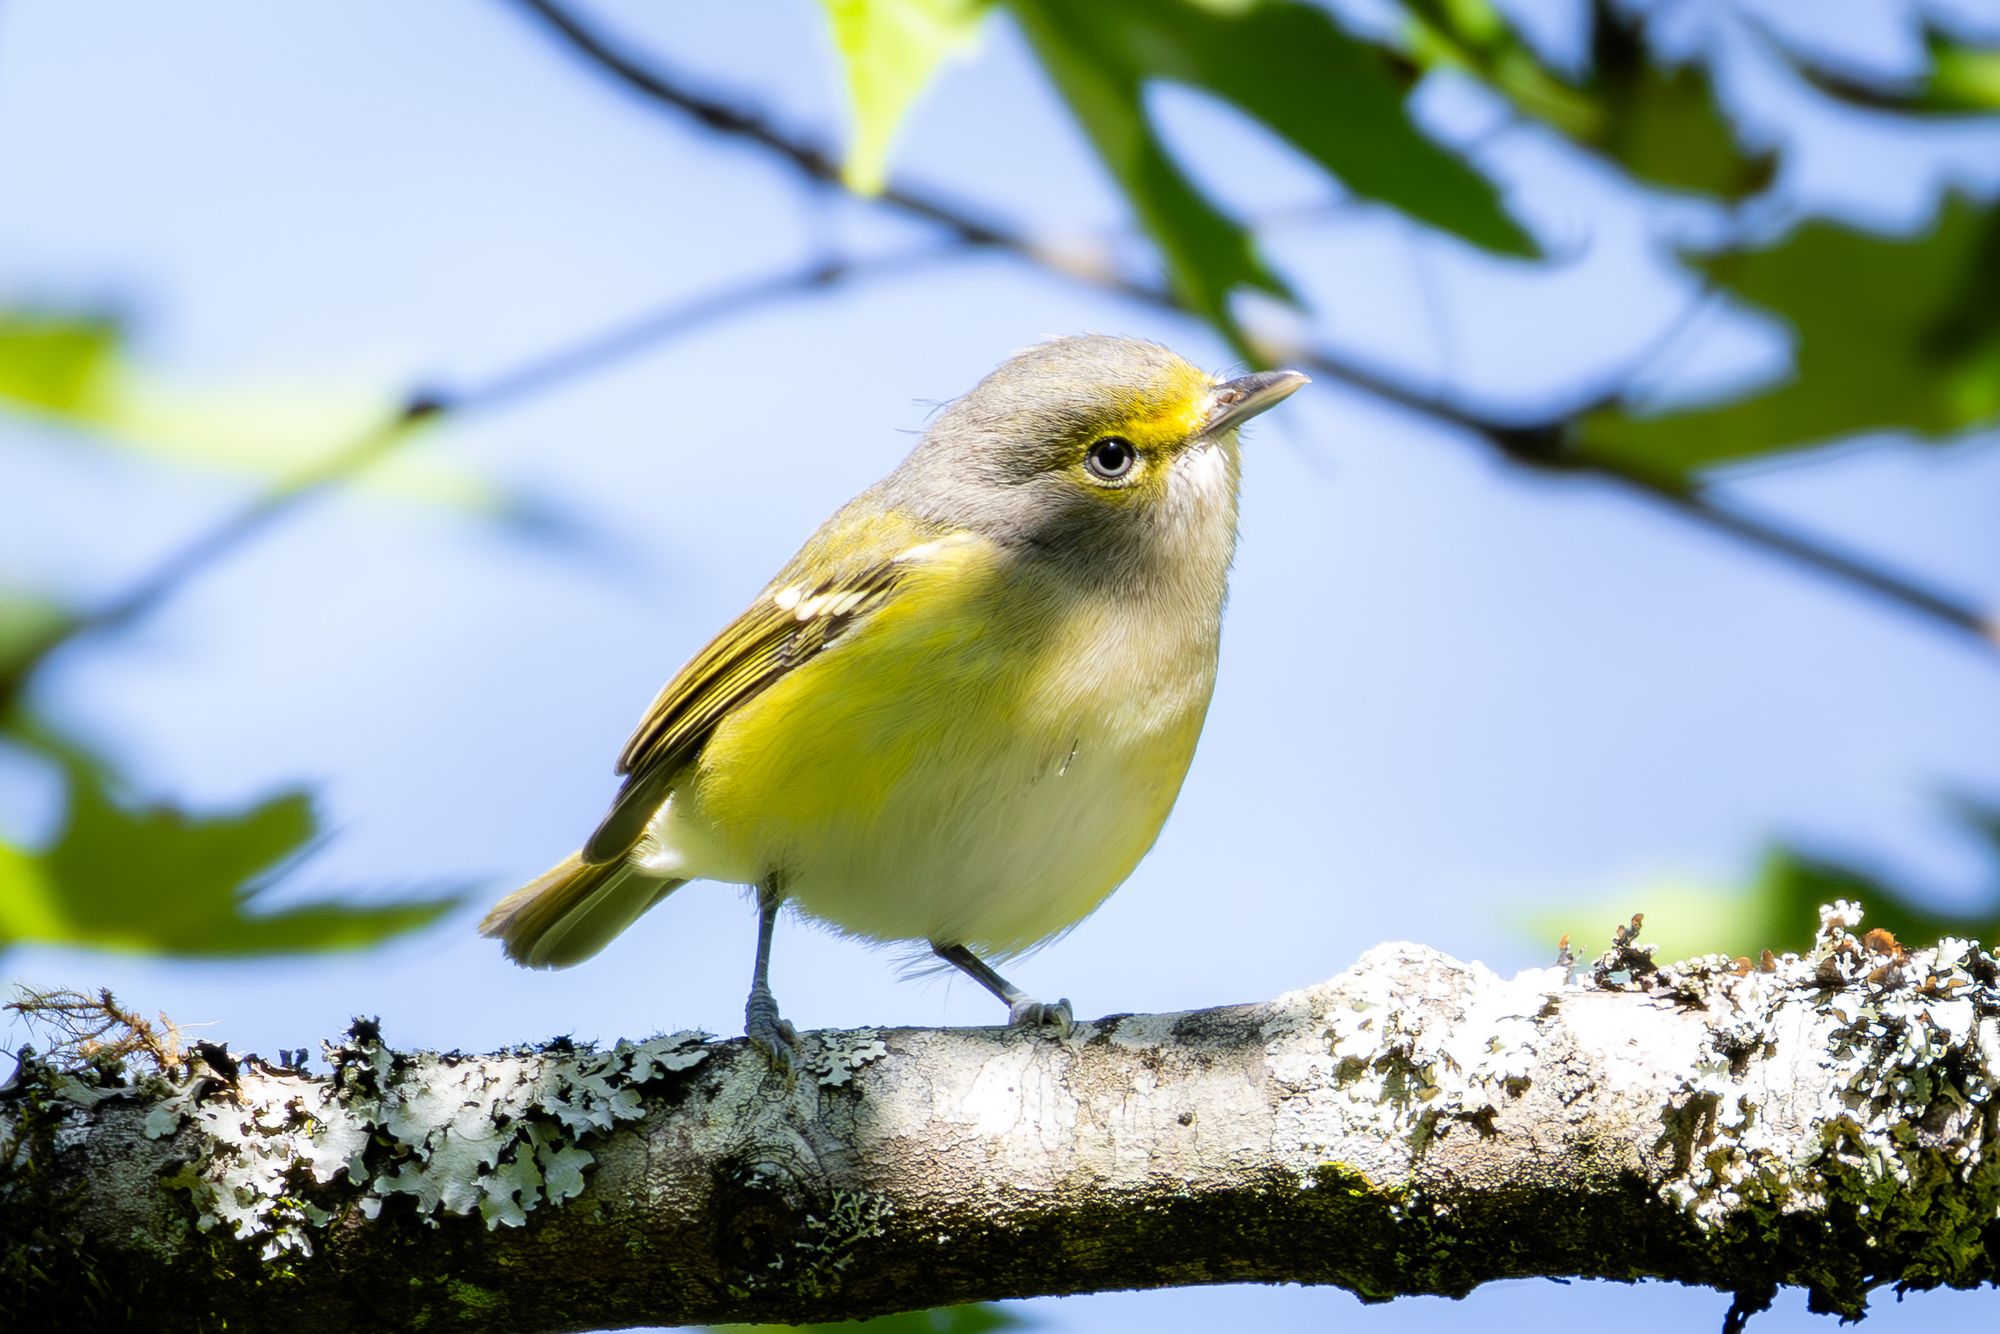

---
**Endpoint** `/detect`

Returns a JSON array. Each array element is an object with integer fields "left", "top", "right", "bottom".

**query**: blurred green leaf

[
  {"left": 0, "top": 311, "right": 120, "bottom": 417},
  {"left": 821, "top": 0, "right": 989, "bottom": 193},
  {"left": 1526, "top": 881, "right": 1775, "bottom": 966},
  {"left": 721, "top": 1303, "right": 1027, "bottom": 1334},
  {"left": 1580, "top": 5, "right": 1775, "bottom": 200},
  {"left": 1404, "top": 0, "right": 1774, "bottom": 201},
  {"left": 0, "top": 305, "right": 503, "bottom": 512},
  {"left": 0, "top": 728, "right": 462, "bottom": 958},
  {"left": 0, "top": 590, "right": 77, "bottom": 683},
  {"left": 1751, "top": 846, "right": 1995, "bottom": 953},
  {"left": 1930, "top": 39, "right": 2000, "bottom": 110},
  {"left": 1008, "top": 0, "right": 1533, "bottom": 347},
  {"left": 1527, "top": 797, "right": 2000, "bottom": 962},
  {"left": 1777, "top": 26, "right": 2000, "bottom": 114},
  {"left": 1579, "top": 194, "right": 2000, "bottom": 474}
]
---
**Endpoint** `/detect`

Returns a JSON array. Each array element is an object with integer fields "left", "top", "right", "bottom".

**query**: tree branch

[
  {"left": 504, "top": 0, "right": 1997, "bottom": 655},
  {"left": 6, "top": 906, "right": 1997, "bottom": 1331}
]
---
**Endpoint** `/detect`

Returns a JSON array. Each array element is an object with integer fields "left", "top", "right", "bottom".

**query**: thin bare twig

[
  {"left": 0, "top": 245, "right": 968, "bottom": 713},
  {"left": 504, "top": 0, "right": 1994, "bottom": 653},
  {"left": 4, "top": 985, "right": 186, "bottom": 1075}
]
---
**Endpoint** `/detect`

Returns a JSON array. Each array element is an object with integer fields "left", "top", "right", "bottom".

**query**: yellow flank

[{"left": 651, "top": 527, "right": 1222, "bottom": 957}]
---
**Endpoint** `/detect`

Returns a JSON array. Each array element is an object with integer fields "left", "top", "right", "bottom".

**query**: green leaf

[
  {"left": 0, "top": 311, "right": 120, "bottom": 417},
  {"left": 1777, "top": 27, "right": 2000, "bottom": 114},
  {"left": 820, "top": 0, "right": 989, "bottom": 194},
  {"left": 0, "top": 589, "right": 77, "bottom": 682},
  {"left": 1403, "top": 0, "right": 1774, "bottom": 201},
  {"left": 1580, "top": 4, "right": 1775, "bottom": 200},
  {"left": 0, "top": 727, "right": 462, "bottom": 958},
  {"left": 1008, "top": 0, "right": 1533, "bottom": 347},
  {"left": 1749, "top": 845, "right": 1996, "bottom": 954},
  {"left": 1579, "top": 194, "right": 2000, "bottom": 474},
  {"left": 0, "top": 305, "right": 504, "bottom": 513},
  {"left": 1523, "top": 881, "right": 1781, "bottom": 966},
  {"left": 1525, "top": 798, "right": 2000, "bottom": 961},
  {"left": 1930, "top": 39, "right": 2000, "bottom": 111}
]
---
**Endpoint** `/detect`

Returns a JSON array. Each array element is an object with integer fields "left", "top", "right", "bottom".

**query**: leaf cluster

[{"left": 822, "top": 0, "right": 2000, "bottom": 477}]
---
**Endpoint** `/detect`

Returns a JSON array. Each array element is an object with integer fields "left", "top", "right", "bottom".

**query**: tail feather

[{"left": 480, "top": 852, "right": 685, "bottom": 969}]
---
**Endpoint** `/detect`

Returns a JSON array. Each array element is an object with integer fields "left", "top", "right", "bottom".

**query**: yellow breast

[{"left": 651, "top": 534, "right": 1223, "bottom": 956}]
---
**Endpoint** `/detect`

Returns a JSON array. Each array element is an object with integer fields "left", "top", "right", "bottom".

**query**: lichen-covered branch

[{"left": 4, "top": 904, "right": 1997, "bottom": 1332}]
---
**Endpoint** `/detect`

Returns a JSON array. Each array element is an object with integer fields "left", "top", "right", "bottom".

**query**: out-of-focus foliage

[
  {"left": 1770, "top": 15, "right": 2000, "bottom": 113},
  {"left": 0, "top": 314, "right": 483, "bottom": 962},
  {"left": 820, "top": 0, "right": 1998, "bottom": 479},
  {"left": 722, "top": 1300, "right": 1027, "bottom": 1334},
  {"left": 1582, "top": 195, "right": 2000, "bottom": 472},
  {"left": 0, "top": 308, "right": 496, "bottom": 510},
  {"left": 1930, "top": 40, "right": 2000, "bottom": 109},
  {"left": 1016, "top": 0, "right": 1528, "bottom": 336},
  {"left": 1405, "top": 0, "right": 1774, "bottom": 199},
  {"left": 1009, "top": 0, "right": 1535, "bottom": 345},
  {"left": 0, "top": 721, "right": 460, "bottom": 959},
  {"left": 823, "top": 0, "right": 1547, "bottom": 344},
  {"left": 1533, "top": 797, "right": 2000, "bottom": 963},
  {"left": 0, "top": 311, "right": 119, "bottom": 414},
  {"left": 820, "top": 0, "right": 988, "bottom": 193},
  {"left": 0, "top": 591, "right": 77, "bottom": 692}
]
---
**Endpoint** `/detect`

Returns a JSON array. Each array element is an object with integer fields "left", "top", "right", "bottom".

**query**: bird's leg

[
  {"left": 744, "top": 880, "right": 797, "bottom": 1073},
  {"left": 932, "top": 941, "right": 1073, "bottom": 1037}
]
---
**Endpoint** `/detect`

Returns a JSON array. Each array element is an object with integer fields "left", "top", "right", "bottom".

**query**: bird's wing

[{"left": 582, "top": 507, "right": 967, "bottom": 864}]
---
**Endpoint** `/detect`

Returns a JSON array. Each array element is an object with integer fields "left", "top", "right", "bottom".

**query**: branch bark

[{"left": 5, "top": 906, "right": 1997, "bottom": 1332}]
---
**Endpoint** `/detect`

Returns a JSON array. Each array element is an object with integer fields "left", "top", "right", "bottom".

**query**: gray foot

[
  {"left": 1007, "top": 996, "right": 1074, "bottom": 1037},
  {"left": 744, "top": 985, "right": 798, "bottom": 1075}
]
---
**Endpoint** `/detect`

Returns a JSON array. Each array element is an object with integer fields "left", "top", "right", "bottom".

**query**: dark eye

[{"left": 1084, "top": 436, "right": 1136, "bottom": 481}]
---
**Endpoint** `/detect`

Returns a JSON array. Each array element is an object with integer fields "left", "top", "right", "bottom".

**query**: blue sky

[{"left": 2, "top": 1, "right": 1997, "bottom": 1329}]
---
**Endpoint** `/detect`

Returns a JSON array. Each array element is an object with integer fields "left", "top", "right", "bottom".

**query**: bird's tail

[{"left": 479, "top": 852, "right": 685, "bottom": 970}]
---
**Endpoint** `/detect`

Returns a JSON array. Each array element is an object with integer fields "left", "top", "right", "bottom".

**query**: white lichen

[
  {"left": 1262, "top": 945, "right": 1569, "bottom": 1174},
  {"left": 1255, "top": 911, "right": 1999, "bottom": 1259},
  {"left": 1652, "top": 906, "right": 2000, "bottom": 1234},
  {"left": 141, "top": 1026, "right": 711, "bottom": 1254}
]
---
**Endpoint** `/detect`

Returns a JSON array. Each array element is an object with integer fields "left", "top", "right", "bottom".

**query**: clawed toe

[
  {"left": 745, "top": 987, "right": 798, "bottom": 1075},
  {"left": 1007, "top": 995, "right": 1074, "bottom": 1037}
]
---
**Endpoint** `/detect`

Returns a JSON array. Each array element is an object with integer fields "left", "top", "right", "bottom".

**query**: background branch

[
  {"left": 0, "top": 244, "right": 969, "bottom": 715},
  {"left": 507, "top": 0, "right": 1995, "bottom": 653}
]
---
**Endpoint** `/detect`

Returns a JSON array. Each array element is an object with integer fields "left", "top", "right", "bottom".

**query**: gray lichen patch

[
  {"left": 811, "top": 1030, "right": 889, "bottom": 1088},
  {"left": 137, "top": 1023, "right": 711, "bottom": 1256},
  {"left": 790, "top": 1187, "right": 895, "bottom": 1298}
]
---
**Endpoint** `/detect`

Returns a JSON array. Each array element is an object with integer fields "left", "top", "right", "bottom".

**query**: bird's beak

[{"left": 1203, "top": 369, "right": 1309, "bottom": 437}]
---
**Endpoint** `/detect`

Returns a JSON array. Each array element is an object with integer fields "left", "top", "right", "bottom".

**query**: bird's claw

[
  {"left": 744, "top": 986, "right": 798, "bottom": 1075},
  {"left": 1007, "top": 995, "right": 1074, "bottom": 1038}
]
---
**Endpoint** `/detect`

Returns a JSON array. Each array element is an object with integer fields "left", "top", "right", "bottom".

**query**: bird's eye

[{"left": 1084, "top": 436, "right": 1136, "bottom": 482}]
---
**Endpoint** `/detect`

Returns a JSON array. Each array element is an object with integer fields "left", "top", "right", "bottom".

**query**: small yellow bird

[{"left": 482, "top": 336, "right": 1305, "bottom": 1066}]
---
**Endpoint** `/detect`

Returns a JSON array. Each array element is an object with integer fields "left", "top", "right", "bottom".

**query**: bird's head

[{"left": 889, "top": 335, "right": 1307, "bottom": 577}]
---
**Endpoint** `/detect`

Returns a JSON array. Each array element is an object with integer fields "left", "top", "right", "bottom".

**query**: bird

[{"left": 481, "top": 335, "right": 1307, "bottom": 1068}]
